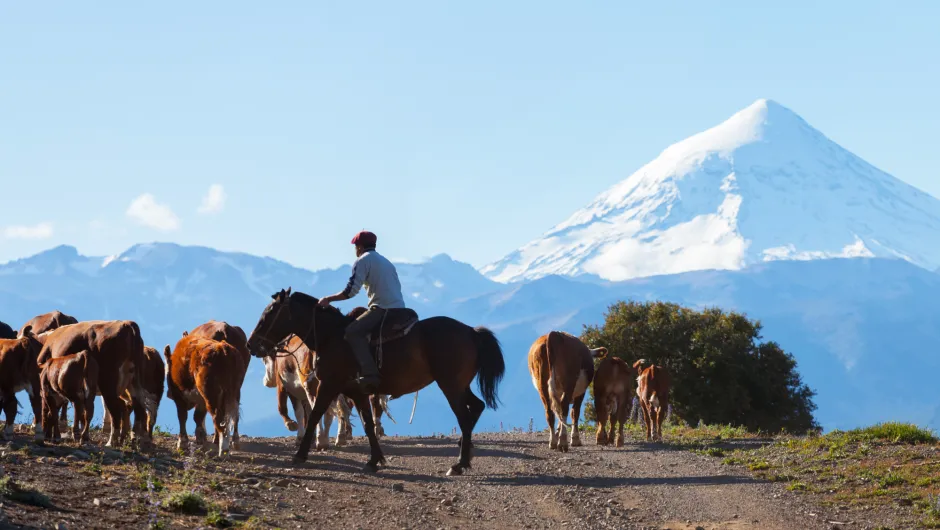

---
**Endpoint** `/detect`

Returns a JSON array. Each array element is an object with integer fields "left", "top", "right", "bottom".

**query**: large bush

[{"left": 581, "top": 300, "right": 818, "bottom": 433}]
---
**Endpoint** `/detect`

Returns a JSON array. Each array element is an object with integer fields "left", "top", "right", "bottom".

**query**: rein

[{"left": 258, "top": 296, "right": 319, "bottom": 359}]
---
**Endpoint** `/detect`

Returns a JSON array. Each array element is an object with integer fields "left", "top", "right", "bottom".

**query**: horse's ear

[{"left": 286, "top": 286, "right": 292, "bottom": 297}]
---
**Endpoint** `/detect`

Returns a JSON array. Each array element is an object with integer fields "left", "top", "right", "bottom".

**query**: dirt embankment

[{"left": 0, "top": 430, "right": 874, "bottom": 530}]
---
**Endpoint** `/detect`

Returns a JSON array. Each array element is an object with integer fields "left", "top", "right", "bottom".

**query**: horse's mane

[{"left": 289, "top": 291, "right": 350, "bottom": 322}]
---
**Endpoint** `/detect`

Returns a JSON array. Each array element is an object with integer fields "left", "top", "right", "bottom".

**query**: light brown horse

[
  {"left": 246, "top": 288, "right": 505, "bottom": 475},
  {"left": 261, "top": 333, "right": 352, "bottom": 449}
]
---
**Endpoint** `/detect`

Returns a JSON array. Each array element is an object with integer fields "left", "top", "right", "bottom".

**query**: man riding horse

[{"left": 316, "top": 230, "right": 405, "bottom": 394}]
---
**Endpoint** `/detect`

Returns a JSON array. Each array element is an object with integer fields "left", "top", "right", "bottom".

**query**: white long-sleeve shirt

[{"left": 341, "top": 250, "right": 406, "bottom": 309}]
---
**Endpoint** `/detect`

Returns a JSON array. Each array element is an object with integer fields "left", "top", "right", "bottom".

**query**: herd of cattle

[{"left": 0, "top": 312, "right": 671, "bottom": 461}]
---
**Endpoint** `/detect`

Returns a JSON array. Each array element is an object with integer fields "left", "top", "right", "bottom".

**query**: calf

[
  {"left": 592, "top": 350, "right": 634, "bottom": 447},
  {"left": 261, "top": 334, "right": 351, "bottom": 450},
  {"left": 37, "top": 320, "right": 149, "bottom": 447},
  {"left": 528, "top": 331, "right": 606, "bottom": 451},
  {"left": 39, "top": 350, "right": 99, "bottom": 443},
  {"left": 634, "top": 359, "right": 671, "bottom": 442},
  {"left": 165, "top": 335, "right": 244, "bottom": 456},
  {"left": 0, "top": 327, "right": 43, "bottom": 440}
]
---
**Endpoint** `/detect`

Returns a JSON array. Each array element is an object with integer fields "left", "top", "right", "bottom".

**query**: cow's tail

[
  {"left": 79, "top": 351, "right": 94, "bottom": 399},
  {"left": 473, "top": 326, "right": 505, "bottom": 410}
]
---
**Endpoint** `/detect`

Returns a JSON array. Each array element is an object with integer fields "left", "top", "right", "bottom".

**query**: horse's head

[{"left": 247, "top": 287, "right": 298, "bottom": 358}]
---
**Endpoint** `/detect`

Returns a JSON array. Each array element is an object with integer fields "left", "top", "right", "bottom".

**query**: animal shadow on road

[{"left": 480, "top": 473, "right": 763, "bottom": 489}]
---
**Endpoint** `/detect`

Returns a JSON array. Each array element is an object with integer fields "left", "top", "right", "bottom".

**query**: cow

[
  {"left": 36, "top": 320, "right": 149, "bottom": 447},
  {"left": 165, "top": 335, "right": 244, "bottom": 456},
  {"left": 0, "top": 320, "right": 16, "bottom": 340},
  {"left": 19, "top": 311, "right": 79, "bottom": 337},
  {"left": 101, "top": 345, "right": 165, "bottom": 440},
  {"left": 528, "top": 331, "right": 606, "bottom": 451},
  {"left": 185, "top": 321, "right": 250, "bottom": 449},
  {"left": 634, "top": 359, "right": 671, "bottom": 442},
  {"left": 39, "top": 350, "right": 99, "bottom": 443},
  {"left": 261, "top": 334, "right": 352, "bottom": 450},
  {"left": 592, "top": 349, "right": 635, "bottom": 447},
  {"left": 0, "top": 327, "right": 44, "bottom": 440}
]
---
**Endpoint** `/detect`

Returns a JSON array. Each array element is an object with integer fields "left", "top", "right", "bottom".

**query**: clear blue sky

[{"left": 2, "top": 1, "right": 938, "bottom": 270}]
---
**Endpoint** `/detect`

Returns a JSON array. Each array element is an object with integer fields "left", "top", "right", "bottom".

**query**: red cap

[{"left": 351, "top": 230, "right": 377, "bottom": 248}]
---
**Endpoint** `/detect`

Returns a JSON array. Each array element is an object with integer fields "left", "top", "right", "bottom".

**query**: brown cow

[
  {"left": 185, "top": 321, "right": 250, "bottom": 449},
  {"left": 39, "top": 350, "right": 99, "bottom": 443},
  {"left": 528, "top": 331, "right": 606, "bottom": 451},
  {"left": 165, "top": 335, "right": 244, "bottom": 456},
  {"left": 261, "top": 334, "right": 352, "bottom": 450},
  {"left": 592, "top": 350, "right": 636, "bottom": 447},
  {"left": 101, "top": 345, "right": 165, "bottom": 440},
  {"left": 37, "top": 320, "right": 149, "bottom": 447},
  {"left": 0, "top": 327, "right": 43, "bottom": 440},
  {"left": 19, "top": 310, "right": 79, "bottom": 337},
  {"left": 634, "top": 359, "right": 671, "bottom": 442},
  {"left": 0, "top": 320, "right": 16, "bottom": 340}
]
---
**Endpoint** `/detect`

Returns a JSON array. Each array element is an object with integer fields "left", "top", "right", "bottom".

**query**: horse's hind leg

[
  {"left": 370, "top": 395, "right": 385, "bottom": 437},
  {"left": 443, "top": 388, "right": 478, "bottom": 476},
  {"left": 456, "top": 388, "right": 485, "bottom": 455},
  {"left": 349, "top": 391, "right": 385, "bottom": 472}
]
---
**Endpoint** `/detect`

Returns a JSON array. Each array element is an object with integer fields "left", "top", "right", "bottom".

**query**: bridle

[{"left": 254, "top": 296, "right": 319, "bottom": 359}]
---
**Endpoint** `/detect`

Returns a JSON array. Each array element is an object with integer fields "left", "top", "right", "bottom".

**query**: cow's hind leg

[
  {"left": 536, "top": 374, "right": 557, "bottom": 449},
  {"left": 81, "top": 393, "right": 95, "bottom": 444},
  {"left": 174, "top": 400, "right": 191, "bottom": 451},
  {"left": 71, "top": 398, "right": 85, "bottom": 443},
  {"left": 594, "top": 397, "right": 609, "bottom": 445},
  {"left": 101, "top": 392, "right": 127, "bottom": 447},
  {"left": 570, "top": 392, "right": 585, "bottom": 447},
  {"left": 614, "top": 398, "right": 628, "bottom": 447},
  {"left": 193, "top": 406, "right": 209, "bottom": 447}
]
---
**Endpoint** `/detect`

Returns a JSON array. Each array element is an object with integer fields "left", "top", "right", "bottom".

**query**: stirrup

[{"left": 356, "top": 375, "right": 380, "bottom": 394}]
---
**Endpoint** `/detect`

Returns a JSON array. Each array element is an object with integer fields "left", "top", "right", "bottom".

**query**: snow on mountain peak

[{"left": 482, "top": 99, "right": 940, "bottom": 283}]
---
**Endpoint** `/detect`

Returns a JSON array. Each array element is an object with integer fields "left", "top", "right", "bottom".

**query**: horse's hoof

[
  {"left": 446, "top": 466, "right": 464, "bottom": 477},
  {"left": 292, "top": 454, "right": 307, "bottom": 465},
  {"left": 571, "top": 438, "right": 582, "bottom": 447},
  {"left": 363, "top": 462, "right": 379, "bottom": 473},
  {"left": 286, "top": 421, "right": 298, "bottom": 432}
]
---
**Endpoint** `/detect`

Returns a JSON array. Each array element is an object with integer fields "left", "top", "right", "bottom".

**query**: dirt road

[{"left": 0, "top": 431, "right": 845, "bottom": 529}]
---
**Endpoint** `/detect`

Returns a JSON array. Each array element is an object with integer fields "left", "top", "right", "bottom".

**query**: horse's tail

[{"left": 472, "top": 326, "right": 505, "bottom": 410}]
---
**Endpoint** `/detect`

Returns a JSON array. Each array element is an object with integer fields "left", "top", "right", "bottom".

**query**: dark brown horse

[{"left": 246, "top": 288, "right": 505, "bottom": 475}]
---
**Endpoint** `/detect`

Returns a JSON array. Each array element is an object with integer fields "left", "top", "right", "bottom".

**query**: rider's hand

[{"left": 318, "top": 297, "right": 332, "bottom": 308}]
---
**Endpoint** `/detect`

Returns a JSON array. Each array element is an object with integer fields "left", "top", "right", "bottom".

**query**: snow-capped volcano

[{"left": 482, "top": 99, "right": 940, "bottom": 283}]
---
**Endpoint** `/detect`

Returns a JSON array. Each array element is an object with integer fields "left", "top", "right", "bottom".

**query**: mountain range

[{"left": 2, "top": 99, "right": 939, "bottom": 437}]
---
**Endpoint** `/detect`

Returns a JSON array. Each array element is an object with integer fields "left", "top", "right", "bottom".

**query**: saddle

[{"left": 367, "top": 308, "right": 419, "bottom": 348}]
